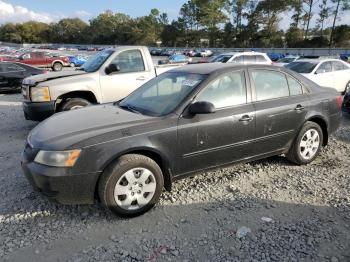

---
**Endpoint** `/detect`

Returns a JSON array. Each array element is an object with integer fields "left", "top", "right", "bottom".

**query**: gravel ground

[{"left": 0, "top": 93, "right": 349, "bottom": 262}]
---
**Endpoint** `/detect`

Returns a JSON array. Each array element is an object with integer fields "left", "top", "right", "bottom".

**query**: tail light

[{"left": 336, "top": 96, "right": 342, "bottom": 109}]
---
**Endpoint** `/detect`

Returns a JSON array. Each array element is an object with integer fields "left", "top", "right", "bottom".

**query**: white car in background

[
  {"left": 199, "top": 50, "right": 213, "bottom": 57},
  {"left": 286, "top": 59, "right": 350, "bottom": 93},
  {"left": 274, "top": 56, "right": 300, "bottom": 66},
  {"left": 210, "top": 51, "right": 272, "bottom": 65}
]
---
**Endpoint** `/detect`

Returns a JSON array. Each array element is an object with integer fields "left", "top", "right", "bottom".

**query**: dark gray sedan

[{"left": 21, "top": 64, "right": 342, "bottom": 217}]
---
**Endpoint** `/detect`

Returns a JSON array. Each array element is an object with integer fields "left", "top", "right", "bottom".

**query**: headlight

[
  {"left": 34, "top": 150, "right": 81, "bottom": 167},
  {"left": 31, "top": 86, "right": 50, "bottom": 102}
]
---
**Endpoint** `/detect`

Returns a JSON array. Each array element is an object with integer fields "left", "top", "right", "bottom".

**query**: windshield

[
  {"left": 81, "top": 50, "right": 114, "bottom": 72},
  {"left": 119, "top": 72, "right": 206, "bottom": 116},
  {"left": 285, "top": 61, "right": 318, "bottom": 73},
  {"left": 278, "top": 57, "right": 296, "bottom": 63}
]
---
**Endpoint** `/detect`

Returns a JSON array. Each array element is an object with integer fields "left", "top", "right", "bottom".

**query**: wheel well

[
  {"left": 52, "top": 61, "right": 63, "bottom": 66},
  {"left": 94, "top": 150, "right": 172, "bottom": 202},
  {"left": 56, "top": 91, "right": 97, "bottom": 111},
  {"left": 307, "top": 117, "right": 328, "bottom": 146}
]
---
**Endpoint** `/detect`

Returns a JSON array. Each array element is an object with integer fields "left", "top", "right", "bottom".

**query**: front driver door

[
  {"left": 99, "top": 49, "right": 154, "bottom": 103},
  {"left": 176, "top": 70, "right": 256, "bottom": 175}
]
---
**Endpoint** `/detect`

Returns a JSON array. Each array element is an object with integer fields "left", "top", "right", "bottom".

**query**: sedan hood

[
  {"left": 23, "top": 70, "right": 86, "bottom": 86},
  {"left": 28, "top": 104, "right": 156, "bottom": 150}
]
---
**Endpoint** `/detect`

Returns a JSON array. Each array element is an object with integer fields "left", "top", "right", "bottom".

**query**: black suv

[{"left": 22, "top": 64, "right": 341, "bottom": 217}]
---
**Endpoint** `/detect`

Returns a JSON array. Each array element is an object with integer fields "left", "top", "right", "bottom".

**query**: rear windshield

[{"left": 285, "top": 61, "right": 318, "bottom": 73}]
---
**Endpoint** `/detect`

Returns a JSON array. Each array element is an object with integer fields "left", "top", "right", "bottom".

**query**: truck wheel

[
  {"left": 286, "top": 121, "right": 323, "bottom": 165},
  {"left": 60, "top": 98, "right": 90, "bottom": 111},
  {"left": 52, "top": 62, "right": 63, "bottom": 71},
  {"left": 98, "top": 154, "right": 164, "bottom": 217}
]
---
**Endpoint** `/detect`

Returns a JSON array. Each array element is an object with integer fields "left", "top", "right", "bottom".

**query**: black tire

[
  {"left": 59, "top": 98, "right": 90, "bottom": 111},
  {"left": 52, "top": 62, "right": 63, "bottom": 71},
  {"left": 98, "top": 154, "right": 164, "bottom": 217},
  {"left": 287, "top": 121, "right": 323, "bottom": 165},
  {"left": 343, "top": 81, "right": 350, "bottom": 95}
]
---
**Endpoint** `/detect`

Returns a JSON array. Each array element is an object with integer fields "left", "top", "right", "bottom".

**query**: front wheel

[
  {"left": 59, "top": 98, "right": 90, "bottom": 111},
  {"left": 98, "top": 154, "right": 164, "bottom": 217},
  {"left": 52, "top": 62, "right": 63, "bottom": 71},
  {"left": 287, "top": 121, "right": 323, "bottom": 165}
]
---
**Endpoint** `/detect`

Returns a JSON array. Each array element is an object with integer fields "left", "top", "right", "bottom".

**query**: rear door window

[
  {"left": 251, "top": 70, "right": 289, "bottom": 101},
  {"left": 255, "top": 55, "right": 267, "bottom": 62},
  {"left": 243, "top": 55, "right": 255, "bottom": 63},
  {"left": 332, "top": 61, "right": 348, "bottom": 71},
  {"left": 287, "top": 76, "right": 303, "bottom": 96}
]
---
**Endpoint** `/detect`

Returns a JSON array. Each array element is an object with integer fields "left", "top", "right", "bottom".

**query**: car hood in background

[
  {"left": 28, "top": 104, "right": 157, "bottom": 150},
  {"left": 22, "top": 70, "right": 86, "bottom": 85}
]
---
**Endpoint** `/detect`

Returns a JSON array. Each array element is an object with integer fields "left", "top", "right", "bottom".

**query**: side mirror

[
  {"left": 105, "top": 63, "right": 120, "bottom": 75},
  {"left": 188, "top": 101, "right": 215, "bottom": 115}
]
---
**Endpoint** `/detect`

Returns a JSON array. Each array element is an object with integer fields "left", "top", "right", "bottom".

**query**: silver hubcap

[
  {"left": 114, "top": 168, "right": 156, "bottom": 210},
  {"left": 299, "top": 128, "right": 320, "bottom": 160}
]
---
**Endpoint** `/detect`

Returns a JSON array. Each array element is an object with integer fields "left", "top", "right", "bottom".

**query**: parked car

[
  {"left": 68, "top": 56, "right": 88, "bottom": 67},
  {"left": 170, "top": 54, "right": 191, "bottom": 63},
  {"left": 21, "top": 63, "right": 341, "bottom": 217},
  {"left": 22, "top": 46, "right": 183, "bottom": 121},
  {"left": 150, "top": 49, "right": 162, "bottom": 56},
  {"left": 199, "top": 50, "right": 213, "bottom": 57},
  {"left": 209, "top": 51, "right": 272, "bottom": 65},
  {"left": 16, "top": 52, "right": 70, "bottom": 71},
  {"left": 0, "top": 62, "right": 46, "bottom": 92},
  {"left": 274, "top": 56, "right": 300, "bottom": 66},
  {"left": 285, "top": 59, "right": 350, "bottom": 93},
  {"left": 267, "top": 53, "right": 285, "bottom": 62},
  {"left": 340, "top": 53, "right": 350, "bottom": 62}
]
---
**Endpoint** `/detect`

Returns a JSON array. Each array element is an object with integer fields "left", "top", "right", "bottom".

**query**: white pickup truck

[{"left": 22, "top": 46, "right": 183, "bottom": 121}]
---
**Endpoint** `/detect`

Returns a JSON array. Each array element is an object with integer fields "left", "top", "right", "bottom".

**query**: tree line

[{"left": 0, "top": 0, "right": 350, "bottom": 48}]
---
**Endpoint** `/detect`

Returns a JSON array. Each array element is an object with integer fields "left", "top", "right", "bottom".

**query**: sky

[
  {"left": 0, "top": 0, "right": 187, "bottom": 23},
  {"left": 0, "top": 0, "right": 349, "bottom": 30}
]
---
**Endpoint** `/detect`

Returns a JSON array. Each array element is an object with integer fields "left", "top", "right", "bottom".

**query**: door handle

[
  {"left": 136, "top": 76, "right": 146, "bottom": 81},
  {"left": 295, "top": 104, "right": 305, "bottom": 111},
  {"left": 239, "top": 115, "right": 253, "bottom": 122}
]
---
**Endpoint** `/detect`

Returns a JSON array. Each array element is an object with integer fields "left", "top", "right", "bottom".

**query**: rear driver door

[{"left": 249, "top": 69, "right": 309, "bottom": 156}]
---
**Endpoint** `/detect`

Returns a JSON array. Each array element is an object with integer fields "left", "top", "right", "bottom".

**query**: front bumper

[
  {"left": 21, "top": 144, "right": 100, "bottom": 205},
  {"left": 23, "top": 101, "right": 55, "bottom": 121}
]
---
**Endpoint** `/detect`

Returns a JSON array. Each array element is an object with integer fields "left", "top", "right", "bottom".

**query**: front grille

[{"left": 22, "top": 84, "right": 30, "bottom": 100}]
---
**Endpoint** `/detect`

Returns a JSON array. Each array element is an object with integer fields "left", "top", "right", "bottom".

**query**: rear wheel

[
  {"left": 59, "top": 98, "right": 90, "bottom": 111},
  {"left": 98, "top": 154, "right": 164, "bottom": 217},
  {"left": 52, "top": 62, "right": 63, "bottom": 71},
  {"left": 287, "top": 121, "right": 323, "bottom": 165}
]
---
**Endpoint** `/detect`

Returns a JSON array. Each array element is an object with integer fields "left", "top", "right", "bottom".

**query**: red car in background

[{"left": 17, "top": 52, "right": 69, "bottom": 71}]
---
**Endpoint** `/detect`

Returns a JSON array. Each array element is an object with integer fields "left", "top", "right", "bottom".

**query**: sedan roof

[{"left": 168, "top": 63, "right": 282, "bottom": 75}]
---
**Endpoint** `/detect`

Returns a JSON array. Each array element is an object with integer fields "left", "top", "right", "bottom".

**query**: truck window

[{"left": 110, "top": 50, "right": 145, "bottom": 73}]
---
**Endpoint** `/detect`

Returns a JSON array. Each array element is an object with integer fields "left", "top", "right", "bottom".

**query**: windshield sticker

[{"left": 182, "top": 79, "right": 200, "bottom": 87}]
